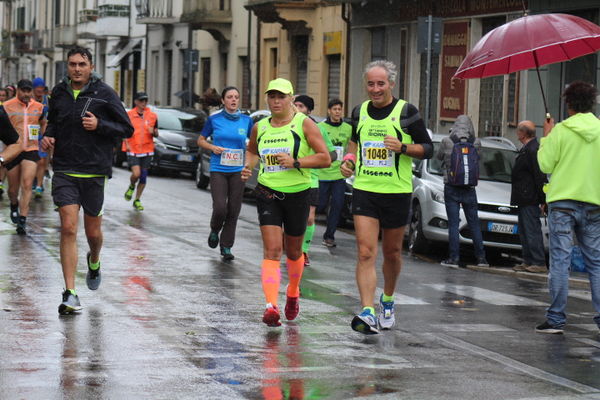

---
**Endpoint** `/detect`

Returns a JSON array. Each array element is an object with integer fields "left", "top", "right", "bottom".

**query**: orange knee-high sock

[
  {"left": 261, "top": 259, "right": 281, "bottom": 306},
  {"left": 286, "top": 256, "right": 304, "bottom": 298}
]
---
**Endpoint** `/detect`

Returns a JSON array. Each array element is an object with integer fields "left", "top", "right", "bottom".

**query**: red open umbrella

[{"left": 454, "top": 13, "right": 600, "bottom": 116}]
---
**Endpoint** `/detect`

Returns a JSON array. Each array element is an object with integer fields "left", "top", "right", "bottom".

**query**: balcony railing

[
  {"left": 54, "top": 25, "right": 77, "bottom": 47},
  {"left": 136, "top": 0, "right": 180, "bottom": 23},
  {"left": 12, "top": 31, "right": 33, "bottom": 52},
  {"left": 98, "top": 4, "right": 130, "bottom": 18},
  {"left": 79, "top": 9, "right": 99, "bottom": 22},
  {"left": 181, "top": 0, "right": 233, "bottom": 26}
]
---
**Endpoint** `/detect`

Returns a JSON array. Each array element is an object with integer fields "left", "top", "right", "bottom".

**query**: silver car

[{"left": 408, "top": 134, "right": 548, "bottom": 257}]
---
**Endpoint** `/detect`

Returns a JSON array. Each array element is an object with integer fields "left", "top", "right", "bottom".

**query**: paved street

[{"left": 1, "top": 168, "right": 599, "bottom": 400}]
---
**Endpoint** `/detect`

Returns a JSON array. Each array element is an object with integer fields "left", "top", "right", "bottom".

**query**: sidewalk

[{"left": 467, "top": 264, "right": 591, "bottom": 289}]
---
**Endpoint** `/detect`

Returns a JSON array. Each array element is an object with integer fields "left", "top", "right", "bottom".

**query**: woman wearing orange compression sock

[{"left": 241, "top": 78, "right": 330, "bottom": 326}]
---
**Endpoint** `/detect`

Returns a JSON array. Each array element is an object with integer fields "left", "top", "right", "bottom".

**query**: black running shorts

[
  {"left": 255, "top": 185, "right": 310, "bottom": 236},
  {"left": 308, "top": 187, "right": 319, "bottom": 207},
  {"left": 352, "top": 188, "right": 411, "bottom": 229},
  {"left": 52, "top": 172, "right": 107, "bottom": 217},
  {"left": 127, "top": 155, "right": 152, "bottom": 170},
  {"left": 5, "top": 150, "right": 41, "bottom": 171}
]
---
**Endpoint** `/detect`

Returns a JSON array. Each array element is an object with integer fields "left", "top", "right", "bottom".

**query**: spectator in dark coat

[{"left": 510, "top": 120, "right": 547, "bottom": 273}]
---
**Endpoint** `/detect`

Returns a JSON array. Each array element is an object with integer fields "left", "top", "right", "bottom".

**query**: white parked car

[{"left": 408, "top": 134, "right": 549, "bottom": 257}]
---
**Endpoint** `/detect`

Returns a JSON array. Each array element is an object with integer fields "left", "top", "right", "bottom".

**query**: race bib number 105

[
  {"left": 362, "top": 141, "right": 393, "bottom": 167},
  {"left": 260, "top": 147, "right": 290, "bottom": 173}
]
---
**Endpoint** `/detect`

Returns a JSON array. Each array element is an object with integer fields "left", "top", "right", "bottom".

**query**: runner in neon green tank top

[
  {"left": 340, "top": 61, "right": 433, "bottom": 335},
  {"left": 318, "top": 98, "right": 353, "bottom": 248},
  {"left": 242, "top": 78, "right": 331, "bottom": 327},
  {"left": 293, "top": 95, "right": 337, "bottom": 267}
]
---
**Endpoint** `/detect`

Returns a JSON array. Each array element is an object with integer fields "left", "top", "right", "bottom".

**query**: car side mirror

[{"left": 412, "top": 162, "right": 422, "bottom": 178}]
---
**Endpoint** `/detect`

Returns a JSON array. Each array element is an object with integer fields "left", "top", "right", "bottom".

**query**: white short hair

[{"left": 364, "top": 60, "right": 397, "bottom": 84}]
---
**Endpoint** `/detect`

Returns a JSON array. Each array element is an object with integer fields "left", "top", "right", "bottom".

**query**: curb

[{"left": 466, "top": 265, "right": 591, "bottom": 289}]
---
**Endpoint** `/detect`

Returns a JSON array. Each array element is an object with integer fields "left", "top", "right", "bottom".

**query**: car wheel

[
  {"left": 408, "top": 202, "right": 429, "bottom": 254},
  {"left": 196, "top": 160, "right": 209, "bottom": 189}
]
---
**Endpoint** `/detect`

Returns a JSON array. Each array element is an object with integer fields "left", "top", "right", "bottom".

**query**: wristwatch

[
  {"left": 400, "top": 144, "right": 408, "bottom": 154},
  {"left": 293, "top": 159, "right": 301, "bottom": 169}
]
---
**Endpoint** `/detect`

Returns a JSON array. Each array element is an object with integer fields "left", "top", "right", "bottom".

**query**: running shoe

[
  {"left": 303, "top": 252, "right": 310, "bottom": 267},
  {"left": 58, "top": 290, "right": 82, "bottom": 315},
  {"left": 322, "top": 238, "right": 336, "bottom": 248},
  {"left": 16, "top": 216, "right": 26, "bottom": 235},
  {"left": 262, "top": 304, "right": 282, "bottom": 327},
  {"left": 440, "top": 259, "right": 459, "bottom": 268},
  {"left": 124, "top": 184, "right": 135, "bottom": 201},
  {"left": 535, "top": 321, "right": 564, "bottom": 334},
  {"left": 476, "top": 258, "right": 490, "bottom": 267},
  {"left": 133, "top": 199, "right": 144, "bottom": 211},
  {"left": 378, "top": 294, "right": 395, "bottom": 330},
  {"left": 208, "top": 231, "right": 219, "bottom": 248},
  {"left": 220, "top": 247, "right": 234, "bottom": 261},
  {"left": 10, "top": 204, "right": 19, "bottom": 224},
  {"left": 513, "top": 263, "right": 529, "bottom": 272},
  {"left": 86, "top": 252, "right": 102, "bottom": 290},
  {"left": 34, "top": 186, "right": 43, "bottom": 198},
  {"left": 0, "top": 182, "right": 4, "bottom": 197},
  {"left": 284, "top": 288, "right": 300, "bottom": 321},
  {"left": 351, "top": 309, "right": 379, "bottom": 334}
]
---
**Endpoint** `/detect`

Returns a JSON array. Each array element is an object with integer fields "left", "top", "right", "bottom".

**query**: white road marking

[
  {"left": 313, "top": 279, "right": 429, "bottom": 305},
  {"left": 423, "top": 284, "right": 548, "bottom": 306}
]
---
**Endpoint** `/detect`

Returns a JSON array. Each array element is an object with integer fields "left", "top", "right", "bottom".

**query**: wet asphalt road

[{"left": 1, "top": 168, "right": 599, "bottom": 400}]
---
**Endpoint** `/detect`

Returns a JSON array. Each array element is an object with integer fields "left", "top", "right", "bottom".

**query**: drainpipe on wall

[
  {"left": 246, "top": 8, "right": 252, "bottom": 109},
  {"left": 341, "top": 2, "right": 351, "bottom": 117},
  {"left": 255, "top": 18, "right": 261, "bottom": 108}
]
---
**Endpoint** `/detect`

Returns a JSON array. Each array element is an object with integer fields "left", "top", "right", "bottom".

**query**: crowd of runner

[{"left": 2, "top": 47, "right": 598, "bottom": 337}]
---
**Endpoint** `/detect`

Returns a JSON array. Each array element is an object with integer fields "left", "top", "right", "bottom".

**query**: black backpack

[{"left": 448, "top": 136, "right": 479, "bottom": 187}]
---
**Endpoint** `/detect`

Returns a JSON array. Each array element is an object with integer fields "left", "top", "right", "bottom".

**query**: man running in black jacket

[{"left": 42, "top": 47, "right": 133, "bottom": 314}]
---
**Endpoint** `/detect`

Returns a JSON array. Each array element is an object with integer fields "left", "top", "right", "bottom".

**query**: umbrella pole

[{"left": 533, "top": 60, "right": 550, "bottom": 118}]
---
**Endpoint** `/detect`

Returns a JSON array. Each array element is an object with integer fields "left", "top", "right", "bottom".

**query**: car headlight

[
  {"left": 153, "top": 138, "right": 167, "bottom": 149},
  {"left": 431, "top": 190, "right": 445, "bottom": 204}
]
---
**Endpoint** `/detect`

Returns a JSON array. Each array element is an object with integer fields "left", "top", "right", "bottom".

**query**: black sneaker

[
  {"left": 10, "top": 204, "right": 19, "bottom": 224},
  {"left": 58, "top": 290, "right": 82, "bottom": 315},
  {"left": 220, "top": 247, "right": 234, "bottom": 261},
  {"left": 16, "top": 216, "right": 26, "bottom": 235},
  {"left": 441, "top": 259, "right": 459, "bottom": 268},
  {"left": 535, "top": 321, "right": 564, "bottom": 334},
  {"left": 208, "top": 231, "right": 219, "bottom": 248},
  {"left": 86, "top": 252, "right": 102, "bottom": 290}
]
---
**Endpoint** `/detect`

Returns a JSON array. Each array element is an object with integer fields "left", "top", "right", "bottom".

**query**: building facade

[
  {"left": 343, "top": 0, "right": 600, "bottom": 143},
  {"left": 246, "top": 0, "right": 348, "bottom": 116}
]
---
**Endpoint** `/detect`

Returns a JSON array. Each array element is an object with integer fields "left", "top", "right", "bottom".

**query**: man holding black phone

[{"left": 42, "top": 47, "right": 133, "bottom": 315}]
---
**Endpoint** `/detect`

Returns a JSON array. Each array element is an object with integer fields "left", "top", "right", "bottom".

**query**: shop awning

[{"left": 107, "top": 38, "right": 142, "bottom": 68}]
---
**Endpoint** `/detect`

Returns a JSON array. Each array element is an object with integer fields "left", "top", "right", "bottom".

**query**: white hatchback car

[{"left": 408, "top": 134, "right": 548, "bottom": 257}]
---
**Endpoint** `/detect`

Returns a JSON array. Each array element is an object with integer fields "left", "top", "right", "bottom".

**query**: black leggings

[{"left": 209, "top": 171, "right": 245, "bottom": 248}]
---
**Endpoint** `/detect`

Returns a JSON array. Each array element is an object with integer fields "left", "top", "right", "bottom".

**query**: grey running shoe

[
  {"left": 86, "top": 252, "right": 102, "bottom": 290},
  {"left": 476, "top": 258, "right": 490, "bottom": 267},
  {"left": 378, "top": 294, "right": 395, "bottom": 330},
  {"left": 58, "top": 290, "right": 82, "bottom": 315},
  {"left": 441, "top": 259, "right": 459, "bottom": 268},
  {"left": 351, "top": 309, "right": 379, "bottom": 335}
]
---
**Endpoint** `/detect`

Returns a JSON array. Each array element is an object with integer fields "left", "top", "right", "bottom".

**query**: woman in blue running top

[{"left": 198, "top": 86, "right": 254, "bottom": 261}]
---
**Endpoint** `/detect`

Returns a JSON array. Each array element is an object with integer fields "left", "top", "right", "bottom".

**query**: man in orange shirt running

[
  {"left": 122, "top": 92, "right": 158, "bottom": 211},
  {"left": 3, "top": 79, "right": 46, "bottom": 234}
]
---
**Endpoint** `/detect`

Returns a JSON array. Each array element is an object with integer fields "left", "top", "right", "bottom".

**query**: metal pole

[
  {"left": 246, "top": 9, "right": 252, "bottom": 109},
  {"left": 188, "top": 26, "right": 193, "bottom": 108},
  {"left": 424, "top": 14, "right": 432, "bottom": 127}
]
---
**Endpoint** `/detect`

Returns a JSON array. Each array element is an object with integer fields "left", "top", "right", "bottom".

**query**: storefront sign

[
  {"left": 439, "top": 21, "right": 468, "bottom": 121},
  {"left": 323, "top": 31, "right": 342, "bottom": 55}
]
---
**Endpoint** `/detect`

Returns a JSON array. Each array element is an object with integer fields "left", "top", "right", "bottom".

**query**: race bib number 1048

[{"left": 362, "top": 141, "right": 393, "bottom": 167}]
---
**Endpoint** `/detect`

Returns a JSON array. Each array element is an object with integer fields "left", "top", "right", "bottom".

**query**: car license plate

[
  {"left": 177, "top": 154, "right": 194, "bottom": 162},
  {"left": 487, "top": 222, "right": 517, "bottom": 234}
]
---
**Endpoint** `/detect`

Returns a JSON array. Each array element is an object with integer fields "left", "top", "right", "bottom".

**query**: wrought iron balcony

[{"left": 97, "top": 2, "right": 130, "bottom": 36}]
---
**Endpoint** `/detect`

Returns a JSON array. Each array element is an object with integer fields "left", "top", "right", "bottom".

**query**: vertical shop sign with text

[{"left": 439, "top": 21, "right": 468, "bottom": 121}]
